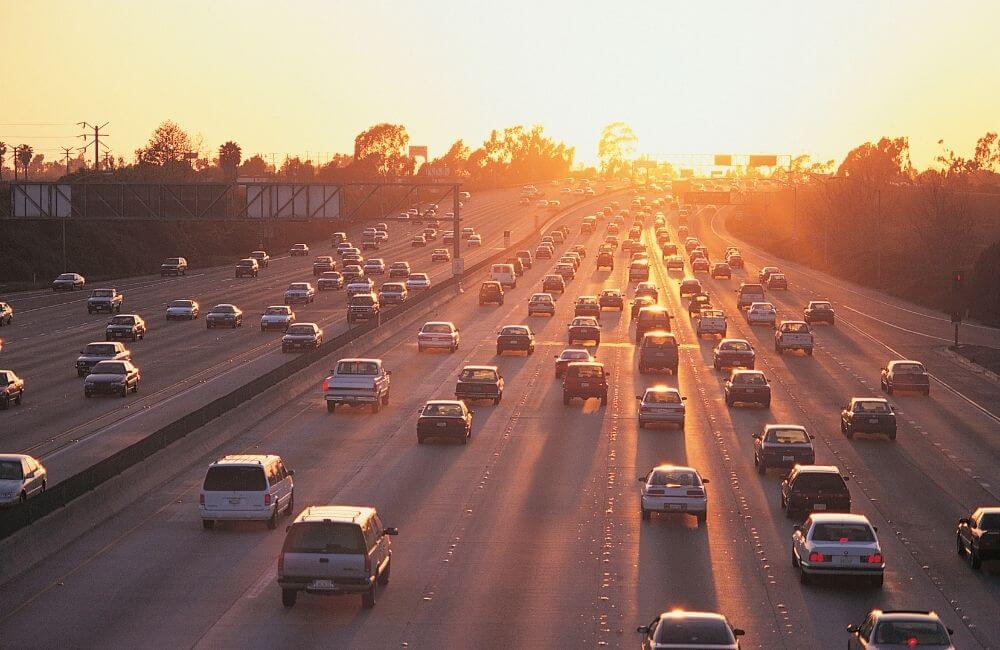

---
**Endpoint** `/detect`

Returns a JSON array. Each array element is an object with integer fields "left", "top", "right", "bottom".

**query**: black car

[
  {"left": 206, "top": 304, "right": 243, "bottom": 329},
  {"left": 956, "top": 507, "right": 1000, "bottom": 569},
  {"left": 388, "top": 262, "right": 411, "bottom": 279},
  {"left": 312, "top": 256, "right": 337, "bottom": 275},
  {"left": 496, "top": 325, "right": 535, "bottom": 355},
  {"left": 803, "top": 300, "right": 835, "bottom": 325},
  {"left": 455, "top": 365, "right": 504, "bottom": 404},
  {"left": 598, "top": 289, "right": 624, "bottom": 311},
  {"left": 595, "top": 252, "right": 614, "bottom": 270},
  {"left": 317, "top": 271, "right": 344, "bottom": 290},
  {"left": 713, "top": 338, "right": 755, "bottom": 370},
  {"left": 753, "top": 425, "right": 816, "bottom": 474},
  {"left": 417, "top": 400, "right": 472, "bottom": 444},
  {"left": 106, "top": 314, "right": 147, "bottom": 341},
  {"left": 637, "top": 331, "right": 679, "bottom": 375},
  {"left": 841, "top": 398, "right": 896, "bottom": 440},
  {"left": 710, "top": 263, "right": 731, "bottom": 279},
  {"left": 84, "top": 360, "right": 141, "bottom": 398},
  {"left": 687, "top": 293, "right": 712, "bottom": 317},
  {"left": 567, "top": 317, "right": 601, "bottom": 346},
  {"left": 0, "top": 370, "right": 25, "bottom": 410},
  {"left": 479, "top": 281, "right": 505, "bottom": 306},
  {"left": 541, "top": 275, "right": 565, "bottom": 294},
  {"left": 574, "top": 296, "right": 601, "bottom": 318},
  {"left": 562, "top": 362, "right": 609, "bottom": 406},
  {"left": 634, "top": 306, "right": 671, "bottom": 343},
  {"left": 724, "top": 370, "right": 771, "bottom": 408},
  {"left": 780, "top": 465, "right": 851, "bottom": 520},
  {"left": 516, "top": 250, "right": 533, "bottom": 269},
  {"left": 880, "top": 360, "right": 930, "bottom": 395}
]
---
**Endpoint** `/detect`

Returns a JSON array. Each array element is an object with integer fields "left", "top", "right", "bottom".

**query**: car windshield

[
  {"left": 84, "top": 344, "right": 118, "bottom": 355},
  {"left": 213, "top": 306, "right": 236, "bottom": 314},
  {"left": 572, "top": 318, "right": 596, "bottom": 327},
  {"left": 501, "top": 327, "right": 528, "bottom": 336},
  {"left": 644, "top": 335, "right": 676, "bottom": 347},
  {"left": 811, "top": 302, "right": 832, "bottom": 310},
  {"left": 459, "top": 369, "right": 497, "bottom": 382},
  {"left": 560, "top": 351, "right": 590, "bottom": 361},
  {"left": 577, "top": 298, "right": 598, "bottom": 305},
  {"left": 811, "top": 523, "right": 875, "bottom": 542},
  {"left": 92, "top": 361, "right": 127, "bottom": 374},
  {"left": 796, "top": 474, "right": 846, "bottom": 491},
  {"left": 409, "top": 274, "right": 428, "bottom": 281},
  {"left": 645, "top": 391, "right": 681, "bottom": 404},
  {"left": 350, "top": 296, "right": 375, "bottom": 306},
  {"left": 854, "top": 401, "right": 890, "bottom": 413},
  {"left": 93, "top": 289, "right": 113, "bottom": 297},
  {"left": 423, "top": 403, "right": 465, "bottom": 417},
  {"left": 0, "top": 372, "right": 10, "bottom": 384},
  {"left": 873, "top": 621, "right": 950, "bottom": 645},
  {"left": 110, "top": 316, "right": 135, "bottom": 325},
  {"left": 735, "top": 373, "right": 767, "bottom": 385},
  {"left": 58, "top": 274, "right": 77, "bottom": 281},
  {"left": 767, "top": 428, "right": 809, "bottom": 444},
  {"left": 423, "top": 324, "right": 454, "bottom": 334},
  {"left": 382, "top": 284, "right": 404, "bottom": 292},
  {"left": 722, "top": 341, "right": 750, "bottom": 351},
  {"left": 289, "top": 284, "right": 309, "bottom": 291},
  {"left": 0, "top": 460, "right": 24, "bottom": 480},
  {"left": 978, "top": 513, "right": 1000, "bottom": 529},
  {"left": 169, "top": 300, "right": 193, "bottom": 308},
  {"left": 265, "top": 307, "right": 290, "bottom": 315},
  {"left": 601, "top": 291, "right": 620, "bottom": 297},
  {"left": 283, "top": 522, "right": 366, "bottom": 554},
  {"left": 894, "top": 363, "right": 925, "bottom": 373},
  {"left": 649, "top": 470, "right": 699, "bottom": 487},
  {"left": 572, "top": 365, "right": 604, "bottom": 379},
  {"left": 654, "top": 619, "right": 734, "bottom": 645},
  {"left": 321, "top": 272, "right": 341, "bottom": 279},
  {"left": 286, "top": 325, "right": 315, "bottom": 336},
  {"left": 782, "top": 322, "right": 809, "bottom": 333},
  {"left": 336, "top": 361, "right": 379, "bottom": 375}
]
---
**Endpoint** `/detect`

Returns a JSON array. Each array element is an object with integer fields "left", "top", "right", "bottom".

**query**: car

[
  {"left": 52, "top": 272, "right": 86, "bottom": 291},
  {"left": 235, "top": 258, "right": 259, "bottom": 278},
  {"left": 687, "top": 293, "right": 712, "bottom": 317},
  {"left": 781, "top": 464, "right": 852, "bottom": 520},
  {"left": 490, "top": 263, "right": 517, "bottom": 288},
  {"left": 560, "top": 253, "right": 580, "bottom": 270},
  {"left": 594, "top": 251, "right": 614, "bottom": 270},
  {"left": 317, "top": 271, "right": 345, "bottom": 291},
  {"left": 554, "top": 263, "right": 576, "bottom": 281},
  {"left": 282, "top": 322, "right": 323, "bottom": 352},
  {"left": 554, "top": 348, "right": 594, "bottom": 378},
  {"left": 496, "top": 325, "right": 535, "bottom": 355},
  {"left": 634, "top": 282, "right": 658, "bottom": 302},
  {"left": 260, "top": 305, "right": 295, "bottom": 332},
  {"left": 166, "top": 299, "right": 200, "bottom": 320},
  {"left": 710, "top": 262, "right": 732, "bottom": 279},
  {"left": 378, "top": 282, "right": 408, "bottom": 305},
  {"left": 724, "top": 369, "right": 771, "bottom": 408},
  {"left": 766, "top": 273, "right": 788, "bottom": 290},
  {"left": 346, "top": 292, "right": 380, "bottom": 324},
  {"left": 342, "top": 252, "right": 364, "bottom": 266},
  {"left": 542, "top": 274, "right": 565, "bottom": 294},
  {"left": 804, "top": 300, "right": 835, "bottom": 325},
  {"left": 522, "top": 292, "right": 554, "bottom": 317},
  {"left": 515, "top": 250, "right": 533, "bottom": 269},
  {"left": 629, "top": 296, "right": 656, "bottom": 322},
  {"left": 713, "top": 338, "right": 755, "bottom": 370},
  {"left": 249, "top": 250, "right": 270, "bottom": 267},
  {"left": 507, "top": 256, "right": 526, "bottom": 276},
  {"left": 0, "top": 370, "right": 25, "bottom": 410},
  {"left": 847, "top": 609, "right": 955, "bottom": 649},
  {"left": 574, "top": 296, "right": 601, "bottom": 318},
  {"left": 322, "top": 358, "right": 391, "bottom": 413},
  {"left": 665, "top": 255, "right": 684, "bottom": 272},
  {"left": 638, "top": 464, "right": 708, "bottom": 523},
  {"left": 692, "top": 257, "right": 710, "bottom": 273},
  {"left": 411, "top": 235, "right": 427, "bottom": 247},
  {"left": 753, "top": 425, "right": 816, "bottom": 474},
  {"left": 76, "top": 341, "right": 131, "bottom": 377},
  {"left": 84, "top": 359, "right": 140, "bottom": 398},
  {"left": 363, "top": 258, "right": 386, "bottom": 275},
  {"left": 562, "top": 361, "right": 608, "bottom": 405},
  {"left": 603, "top": 234, "right": 619, "bottom": 250},
  {"left": 726, "top": 253, "right": 744, "bottom": 269},
  {"left": 199, "top": 454, "right": 294, "bottom": 530},
  {"left": 106, "top": 314, "right": 147, "bottom": 341},
  {"left": 598, "top": 289, "right": 624, "bottom": 311},
  {"left": 468, "top": 234, "right": 482, "bottom": 246},
  {"left": 283, "top": 282, "right": 316, "bottom": 304},
  {"left": 289, "top": 243, "right": 309, "bottom": 256},
  {"left": 678, "top": 277, "right": 702, "bottom": 297},
  {"left": 736, "top": 283, "right": 765, "bottom": 310},
  {"left": 335, "top": 242, "right": 354, "bottom": 256},
  {"left": 0, "top": 302, "right": 12, "bottom": 326},
  {"left": 87, "top": 288, "right": 124, "bottom": 314},
  {"left": 571, "top": 244, "right": 588, "bottom": 259},
  {"left": 956, "top": 506, "right": 1000, "bottom": 569},
  {"left": 758, "top": 266, "right": 781, "bottom": 283},
  {"left": 745, "top": 302, "right": 777, "bottom": 327},
  {"left": 535, "top": 245, "right": 553, "bottom": 259},
  {"left": 160, "top": 257, "right": 188, "bottom": 276},
  {"left": 634, "top": 305, "right": 672, "bottom": 342},
  {"left": 695, "top": 309, "right": 727, "bottom": 338},
  {"left": 431, "top": 248, "right": 451, "bottom": 262},
  {"left": 636, "top": 387, "right": 686, "bottom": 429},
  {"left": 880, "top": 360, "right": 930, "bottom": 395},
  {"left": 455, "top": 365, "right": 504, "bottom": 404},
  {"left": 342, "top": 265, "right": 365, "bottom": 284},
  {"left": 638, "top": 331, "right": 679, "bottom": 375},
  {"left": 277, "top": 505, "right": 397, "bottom": 609},
  {"left": 0, "top": 454, "right": 47, "bottom": 507},
  {"left": 792, "top": 513, "right": 883, "bottom": 587},
  {"left": 417, "top": 400, "right": 473, "bottom": 444},
  {"left": 406, "top": 272, "right": 431, "bottom": 291},
  {"left": 388, "top": 261, "right": 411, "bottom": 279},
  {"left": 422, "top": 227, "right": 438, "bottom": 241},
  {"left": 841, "top": 397, "right": 897, "bottom": 440},
  {"left": 567, "top": 316, "right": 601, "bottom": 346},
  {"left": 417, "top": 321, "right": 460, "bottom": 353},
  {"left": 771, "top": 321, "right": 813, "bottom": 356},
  {"left": 206, "top": 304, "right": 243, "bottom": 329},
  {"left": 331, "top": 232, "right": 348, "bottom": 245}
]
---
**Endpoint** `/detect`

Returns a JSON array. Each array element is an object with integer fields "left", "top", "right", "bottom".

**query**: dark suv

[
  {"left": 496, "top": 325, "right": 535, "bottom": 355},
  {"left": 638, "top": 331, "right": 679, "bottom": 375},
  {"left": 841, "top": 398, "right": 897, "bottom": 440},
  {"left": 753, "top": 425, "right": 815, "bottom": 474},
  {"left": 562, "top": 362, "right": 609, "bottom": 406},
  {"left": 455, "top": 365, "right": 504, "bottom": 404},
  {"left": 956, "top": 507, "right": 1000, "bottom": 570},
  {"left": 347, "top": 292, "right": 380, "bottom": 324},
  {"left": 780, "top": 465, "right": 852, "bottom": 520},
  {"left": 724, "top": 369, "right": 770, "bottom": 408},
  {"left": 479, "top": 281, "right": 505, "bottom": 306},
  {"left": 574, "top": 296, "right": 601, "bottom": 318},
  {"left": 634, "top": 306, "right": 672, "bottom": 342},
  {"left": 595, "top": 251, "right": 614, "bottom": 270},
  {"left": 598, "top": 289, "right": 624, "bottom": 311}
]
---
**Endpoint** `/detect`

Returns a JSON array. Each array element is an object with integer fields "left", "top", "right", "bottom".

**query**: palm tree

[
  {"left": 218, "top": 141, "right": 242, "bottom": 180},
  {"left": 15, "top": 144, "right": 33, "bottom": 180},
  {"left": 0, "top": 141, "right": 7, "bottom": 181}
]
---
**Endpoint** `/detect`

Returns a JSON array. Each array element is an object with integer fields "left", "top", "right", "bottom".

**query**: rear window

[
  {"left": 645, "top": 391, "right": 681, "bottom": 404},
  {"left": 638, "top": 310, "right": 669, "bottom": 324},
  {"left": 110, "top": 316, "right": 135, "bottom": 325},
  {"left": 336, "top": 361, "right": 379, "bottom": 375},
  {"left": 893, "top": 363, "right": 925, "bottom": 373},
  {"left": 501, "top": 327, "right": 528, "bottom": 336},
  {"left": 811, "top": 302, "right": 832, "bottom": 310},
  {"left": 459, "top": 368, "right": 497, "bottom": 382},
  {"left": 203, "top": 466, "right": 267, "bottom": 492},
  {"left": 85, "top": 344, "right": 118, "bottom": 356},
  {"left": 654, "top": 620, "right": 734, "bottom": 645},
  {"left": 422, "top": 323, "right": 454, "bottom": 334},
  {"left": 265, "top": 307, "right": 290, "bottom": 315},
  {"left": 381, "top": 283, "right": 404, "bottom": 292},
  {"left": 978, "top": 513, "right": 1000, "bottom": 529},
  {"left": 571, "top": 365, "right": 604, "bottom": 379},
  {"left": 643, "top": 334, "right": 677, "bottom": 348},
  {"left": 795, "top": 473, "right": 847, "bottom": 491},
  {"left": 733, "top": 373, "right": 766, "bottom": 386},
  {"left": 853, "top": 401, "right": 890, "bottom": 414},
  {"left": 721, "top": 341, "right": 751, "bottom": 351},
  {"left": 767, "top": 428, "right": 810, "bottom": 444},
  {"left": 283, "top": 522, "right": 366, "bottom": 554},
  {"left": 781, "top": 322, "right": 810, "bottom": 333},
  {"left": 350, "top": 295, "right": 375, "bottom": 306},
  {"left": 873, "top": 621, "right": 950, "bottom": 645},
  {"left": 0, "top": 460, "right": 24, "bottom": 480},
  {"left": 811, "top": 523, "right": 875, "bottom": 542},
  {"left": 286, "top": 324, "right": 315, "bottom": 336},
  {"left": 93, "top": 289, "right": 114, "bottom": 297},
  {"left": 740, "top": 285, "right": 765, "bottom": 294},
  {"left": 423, "top": 403, "right": 465, "bottom": 417},
  {"left": 169, "top": 300, "right": 194, "bottom": 308}
]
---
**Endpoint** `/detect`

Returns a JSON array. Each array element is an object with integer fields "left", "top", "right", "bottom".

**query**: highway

[{"left": 0, "top": 196, "right": 997, "bottom": 648}]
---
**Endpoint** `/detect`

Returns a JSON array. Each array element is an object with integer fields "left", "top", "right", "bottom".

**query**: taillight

[
  {"left": 364, "top": 552, "right": 372, "bottom": 575},
  {"left": 264, "top": 494, "right": 272, "bottom": 506},
  {"left": 199, "top": 494, "right": 205, "bottom": 505},
  {"left": 277, "top": 553, "right": 284, "bottom": 575},
  {"left": 322, "top": 379, "right": 330, "bottom": 391},
  {"left": 866, "top": 553, "right": 883, "bottom": 564},
  {"left": 686, "top": 489, "right": 704, "bottom": 497},
  {"left": 808, "top": 552, "right": 827, "bottom": 562}
]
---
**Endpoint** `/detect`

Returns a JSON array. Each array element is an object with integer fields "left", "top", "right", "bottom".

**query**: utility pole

[
  {"left": 875, "top": 188, "right": 882, "bottom": 287},
  {"left": 77, "top": 121, "right": 109, "bottom": 171},
  {"left": 61, "top": 147, "right": 74, "bottom": 176}
]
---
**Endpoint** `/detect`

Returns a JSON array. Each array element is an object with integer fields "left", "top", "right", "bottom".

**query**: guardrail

[{"left": 0, "top": 191, "right": 609, "bottom": 540}]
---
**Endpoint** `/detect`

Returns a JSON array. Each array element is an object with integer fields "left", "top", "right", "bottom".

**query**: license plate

[
  {"left": 835, "top": 555, "right": 855, "bottom": 566},
  {"left": 744, "top": 388, "right": 756, "bottom": 394},
  {"left": 310, "top": 579, "right": 335, "bottom": 590},
  {"left": 782, "top": 455, "right": 795, "bottom": 462},
  {"left": 436, "top": 422, "right": 447, "bottom": 427},
  {"left": 580, "top": 382, "right": 590, "bottom": 388},
  {"left": 666, "top": 504, "right": 684, "bottom": 511},
  {"left": 814, "top": 503, "right": 827, "bottom": 510},
  {"left": 868, "top": 418, "right": 879, "bottom": 424},
  {"left": 228, "top": 498, "right": 240, "bottom": 504}
]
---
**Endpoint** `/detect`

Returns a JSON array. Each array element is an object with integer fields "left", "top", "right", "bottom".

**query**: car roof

[
  {"left": 657, "top": 610, "right": 728, "bottom": 623},
  {"left": 210, "top": 454, "right": 281, "bottom": 467},
  {"left": 807, "top": 512, "right": 872, "bottom": 525},
  {"left": 425, "top": 399, "right": 464, "bottom": 406},
  {"left": 869, "top": 610, "right": 942, "bottom": 622},
  {"left": 294, "top": 505, "right": 376, "bottom": 524},
  {"left": 764, "top": 424, "right": 807, "bottom": 432},
  {"left": 650, "top": 464, "right": 699, "bottom": 474},
  {"left": 338, "top": 357, "right": 382, "bottom": 364},
  {"left": 851, "top": 397, "right": 889, "bottom": 403},
  {"left": 974, "top": 506, "right": 1000, "bottom": 515},
  {"left": 0, "top": 453, "right": 33, "bottom": 462},
  {"left": 731, "top": 369, "right": 764, "bottom": 377},
  {"left": 794, "top": 464, "right": 841, "bottom": 474},
  {"left": 462, "top": 365, "right": 499, "bottom": 371},
  {"left": 645, "top": 386, "right": 680, "bottom": 395},
  {"left": 888, "top": 359, "right": 923, "bottom": 367}
]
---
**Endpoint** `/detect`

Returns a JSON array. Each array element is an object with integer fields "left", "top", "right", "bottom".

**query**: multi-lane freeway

[{"left": 0, "top": 190, "right": 997, "bottom": 648}]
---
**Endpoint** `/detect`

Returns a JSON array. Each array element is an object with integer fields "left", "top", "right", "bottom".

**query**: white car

[
  {"left": 637, "top": 611, "right": 744, "bottom": 650},
  {"left": 792, "top": 513, "right": 884, "bottom": 587},
  {"left": 165, "top": 299, "right": 200, "bottom": 320},
  {"left": 695, "top": 309, "right": 727, "bottom": 337},
  {"left": 775, "top": 320, "right": 814, "bottom": 354},
  {"left": 468, "top": 234, "right": 482, "bottom": 246},
  {"left": 406, "top": 273, "right": 431, "bottom": 291},
  {"left": 283, "top": 282, "right": 316, "bottom": 304},
  {"left": 528, "top": 293, "right": 556, "bottom": 316},
  {"left": 636, "top": 387, "right": 687, "bottom": 429},
  {"left": 0, "top": 454, "right": 47, "bottom": 506},
  {"left": 746, "top": 302, "right": 777, "bottom": 327},
  {"left": 346, "top": 280, "right": 375, "bottom": 297},
  {"left": 417, "top": 321, "right": 460, "bottom": 352},
  {"left": 431, "top": 248, "right": 452, "bottom": 262},
  {"left": 261, "top": 305, "right": 295, "bottom": 331},
  {"left": 639, "top": 464, "right": 709, "bottom": 524},
  {"left": 363, "top": 259, "right": 386, "bottom": 275},
  {"left": 379, "top": 282, "right": 408, "bottom": 304}
]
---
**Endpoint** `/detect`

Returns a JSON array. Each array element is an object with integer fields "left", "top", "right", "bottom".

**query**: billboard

[
  {"left": 714, "top": 154, "right": 732, "bottom": 167},
  {"left": 11, "top": 183, "right": 72, "bottom": 218},
  {"left": 245, "top": 184, "right": 341, "bottom": 219},
  {"left": 749, "top": 155, "right": 778, "bottom": 167}
]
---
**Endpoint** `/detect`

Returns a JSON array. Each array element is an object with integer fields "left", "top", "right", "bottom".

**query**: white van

[
  {"left": 491, "top": 263, "right": 517, "bottom": 289},
  {"left": 199, "top": 454, "right": 295, "bottom": 530}
]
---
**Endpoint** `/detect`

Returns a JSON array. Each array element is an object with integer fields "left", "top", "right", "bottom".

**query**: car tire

[
  {"left": 845, "top": 426, "right": 854, "bottom": 439},
  {"left": 78, "top": 369, "right": 86, "bottom": 378},
  {"left": 133, "top": 381, "right": 139, "bottom": 394},
  {"left": 756, "top": 458, "right": 766, "bottom": 475},
  {"left": 373, "top": 399, "right": 381, "bottom": 414},
  {"left": 282, "top": 589, "right": 297, "bottom": 608},
  {"left": 725, "top": 395, "right": 733, "bottom": 407},
  {"left": 286, "top": 493, "right": 295, "bottom": 516},
  {"left": 798, "top": 563, "right": 810, "bottom": 584},
  {"left": 327, "top": 402, "right": 336, "bottom": 413},
  {"left": 496, "top": 347, "right": 502, "bottom": 356},
  {"left": 806, "top": 348, "right": 813, "bottom": 356},
  {"left": 382, "top": 392, "right": 389, "bottom": 406},
  {"left": 202, "top": 519, "right": 215, "bottom": 531},
  {"left": 641, "top": 508, "right": 651, "bottom": 521},
  {"left": 120, "top": 386, "right": 128, "bottom": 398},
  {"left": 362, "top": 583, "right": 377, "bottom": 609},
  {"left": 377, "top": 559, "right": 391, "bottom": 585},
  {"left": 923, "top": 387, "right": 930, "bottom": 396},
  {"left": 638, "top": 419, "right": 646, "bottom": 429},
  {"left": 870, "top": 574, "right": 884, "bottom": 589},
  {"left": 956, "top": 535, "right": 965, "bottom": 556},
  {"left": 696, "top": 512, "right": 707, "bottom": 526},
  {"left": 970, "top": 549, "right": 982, "bottom": 569},
  {"left": 889, "top": 430, "right": 897, "bottom": 441},
  {"left": 267, "top": 508, "right": 278, "bottom": 530},
  {"left": 791, "top": 549, "right": 799, "bottom": 567},
  {"left": 763, "top": 399, "right": 771, "bottom": 409},
  {"left": 638, "top": 364, "right": 647, "bottom": 375},
  {"left": 886, "top": 384, "right": 893, "bottom": 396}
]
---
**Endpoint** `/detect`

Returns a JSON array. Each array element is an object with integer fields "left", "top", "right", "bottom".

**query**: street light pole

[{"left": 875, "top": 188, "right": 882, "bottom": 287}]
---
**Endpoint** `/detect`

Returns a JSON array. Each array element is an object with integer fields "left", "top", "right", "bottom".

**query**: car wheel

[
  {"left": 798, "top": 563, "right": 810, "bottom": 584},
  {"left": 202, "top": 519, "right": 215, "bottom": 531},
  {"left": 120, "top": 386, "right": 128, "bottom": 398},
  {"left": 382, "top": 393, "right": 389, "bottom": 406},
  {"left": 791, "top": 549, "right": 799, "bottom": 567},
  {"left": 725, "top": 395, "right": 733, "bottom": 407},
  {"left": 600, "top": 394, "right": 608, "bottom": 406},
  {"left": 923, "top": 387, "right": 930, "bottom": 396},
  {"left": 763, "top": 399, "right": 771, "bottom": 409},
  {"left": 696, "top": 511, "right": 707, "bottom": 525},
  {"left": 377, "top": 559, "right": 391, "bottom": 585},
  {"left": 870, "top": 574, "right": 884, "bottom": 589},
  {"left": 282, "top": 589, "right": 297, "bottom": 608},
  {"left": 496, "top": 347, "right": 502, "bottom": 356},
  {"left": 373, "top": 399, "right": 381, "bottom": 413},
  {"left": 527, "top": 347, "right": 534, "bottom": 355},
  {"left": 970, "top": 549, "right": 982, "bottom": 569},
  {"left": 638, "top": 419, "right": 646, "bottom": 429},
  {"left": 889, "top": 430, "right": 897, "bottom": 441},
  {"left": 362, "top": 582, "right": 377, "bottom": 609},
  {"left": 286, "top": 493, "right": 295, "bottom": 516},
  {"left": 886, "top": 383, "right": 894, "bottom": 396},
  {"left": 133, "top": 381, "right": 139, "bottom": 394},
  {"left": 756, "top": 458, "right": 766, "bottom": 475},
  {"left": 956, "top": 535, "right": 965, "bottom": 556},
  {"left": 641, "top": 508, "right": 651, "bottom": 521},
  {"left": 327, "top": 402, "right": 336, "bottom": 413},
  {"left": 845, "top": 426, "right": 854, "bottom": 439}
]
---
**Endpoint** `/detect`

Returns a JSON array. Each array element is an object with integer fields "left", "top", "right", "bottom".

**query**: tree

[
  {"left": 279, "top": 156, "right": 315, "bottom": 181},
  {"left": 0, "top": 141, "right": 6, "bottom": 181},
  {"left": 218, "top": 141, "right": 242, "bottom": 179},
  {"left": 970, "top": 240, "right": 1000, "bottom": 326},
  {"left": 353, "top": 123, "right": 413, "bottom": 178},
  {"left": 15, "top": 144, "right": 33, "bottom": 179},
  {"left": 135, "top": 120, "right": 193, "bottom": 166},
  {"left": 836, "top": 137, "right": 913, "bottom": 185},
  {"left": 597, "top": 122, "right": 638, "bottom": 178}
]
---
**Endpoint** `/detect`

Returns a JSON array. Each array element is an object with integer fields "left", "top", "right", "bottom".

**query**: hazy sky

[{"left": 2, "top": 0, "right": 998, "bottom": 169}]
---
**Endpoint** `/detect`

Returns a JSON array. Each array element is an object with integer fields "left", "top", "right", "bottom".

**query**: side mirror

[
  {"left": 809, "top": 435, "right": 816, "bottom": 440},
  {"left": 386, "top": 370, "right": 392, "bottom": 375},
  {"left": 635, "top": 395, "right": 642, "bottom": 400},
  {"left": 286, "top": 525, "right": 292, "bottom": 533},
  {"left": 732, "top": 628, "right": 745, "bottom": 637},
  {"left": 752, "top": 432, "right": 761, "bottom": 438},
  {"left": 793, "top": 525, "right": 801, "bottom": 533},
  {"left": 636, "top": 626, "right": 650, "bottom": 634},
  {"left": 604, "top": 372, "right": 610, "bottom": 377},
  {"left": 384, "top": 527, "right": 399, "bottom": 536},
  {"left": 637, "top": 476, "right": 646, "bottom": 483},
  {"left": 846, "top": 624, "right": 858, "bottom": 633},
  {"left": 288, "top": 469, "right": 295, "bottom": 476},
  {"left": 701, "top": 478, "right": 710, "bottom": 484},
  {"left": 958, "top": 518, "right": 970, "bottom": 526},
  {"left": 873, "top": 526, "right": 878, "bottom": 532},
  {"left": 842, "top": 475, "right": 850, "bottom": 482},
  {"left": 947, "top": 628, "right": 954, "bottom": 635}
]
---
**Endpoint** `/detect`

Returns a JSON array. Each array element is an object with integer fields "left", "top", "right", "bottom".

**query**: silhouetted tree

[
  {"left": 0, "top": 141, "right": 6, "bottom": 181},
  {"left": 598, "top": 122, "right": 638, "bottom": 178},
  {"left": 354, "top": 123, "right": 413, "bottom": 178},
  {"left": 15, "top": 144, "right": 33, "bottom": 179},
  {"left": 135, "top": 120, "right": 193, "bottom": 166},
  {"left": 237, "top": 154, "right": 273, "bottom": 178},
  {"left": 218, "top": 141, "right": 242, "bottom": 179}
]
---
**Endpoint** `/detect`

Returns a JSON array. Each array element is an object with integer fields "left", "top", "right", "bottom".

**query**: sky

[{"left": 2, "top": 0, "right": 998, "bottom": 170}]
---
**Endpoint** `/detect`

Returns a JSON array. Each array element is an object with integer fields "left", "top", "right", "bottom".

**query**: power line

[
  {"left": 78, "top": 121, "right": 110, "bottom": 171},
  {"left": 0, "top": 122, "right": 73, "bottom": 126}
]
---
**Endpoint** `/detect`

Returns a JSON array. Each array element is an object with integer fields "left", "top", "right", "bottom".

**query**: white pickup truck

[
  {"left": 323, "top": 358, "right": 391, "bottom": 413},
  {"left": 774, "top": 321, "right": 814, "bottom": 355},
  {"left": 695, "top": 309, "right": 727, "bottom": 338}
]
